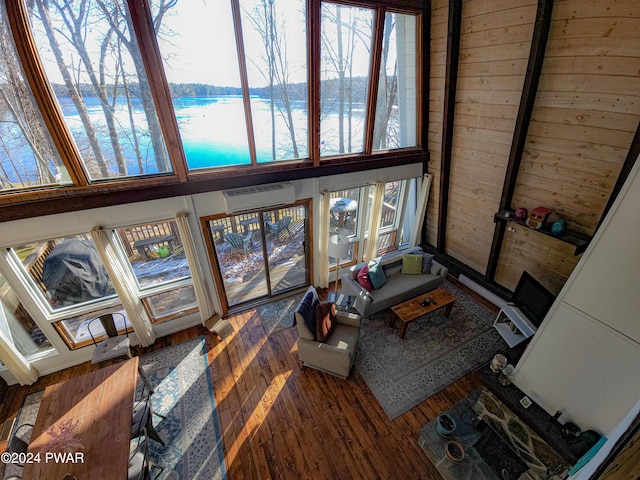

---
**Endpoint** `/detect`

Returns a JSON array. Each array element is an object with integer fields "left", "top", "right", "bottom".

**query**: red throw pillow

[
  {"left": 315, "top": 302, "right": 336, "bottom": 342},
  {"left": 357, "top": 264, "right": 372, "bottom": 291}
]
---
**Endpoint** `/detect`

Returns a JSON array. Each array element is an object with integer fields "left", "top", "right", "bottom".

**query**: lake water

[
  {"left": 3, "top": 95, "right": 360, "bottom": 183},
  {"left": 71, "top": 95, "right": 310, "bottom": 171}
]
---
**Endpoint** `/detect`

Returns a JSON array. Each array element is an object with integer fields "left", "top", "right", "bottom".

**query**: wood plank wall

[
  {"left": 496, "top": 0, "right": 640, "bottom": 292},
  {"left": 426, "top": 0, "right": 448, "bottom": 246},
  {"left": 428, "top": 0, "right": 640, "bottom": 294},
  {"left": 433, "top": 0, "right": 537, "bottom": 273}
]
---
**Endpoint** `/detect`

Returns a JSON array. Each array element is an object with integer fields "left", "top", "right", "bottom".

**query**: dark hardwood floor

[{"left": 0, "top": 284, "right": 490, "bottom": 479}]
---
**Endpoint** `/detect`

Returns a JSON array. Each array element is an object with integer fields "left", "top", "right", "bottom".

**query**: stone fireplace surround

[{"left": 473, "top": 388, "right": 568, "bottom": 479}]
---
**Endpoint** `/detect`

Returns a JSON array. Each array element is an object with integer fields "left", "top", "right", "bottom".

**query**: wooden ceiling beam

[
  {"left": 0, "top": 152, "right": 426, "bottom": 222},
  {"left": 485, "top": 0, "right": 554, "bottom": 282},
  {"left": 436, "top": 0, "right": 462, "bottom": 254}
]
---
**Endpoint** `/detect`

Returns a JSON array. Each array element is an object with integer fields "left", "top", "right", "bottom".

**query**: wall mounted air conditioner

[{"left": 222, "top": 182, "right": 295, "bottom": 214}]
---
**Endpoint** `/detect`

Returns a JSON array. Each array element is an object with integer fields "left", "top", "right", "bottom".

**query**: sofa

[
  {"left": 340, "top": 247, "right": 448, "bottom": 318},
  {"left": 294, "top": 286, "right": 362, "bottom": 379}
]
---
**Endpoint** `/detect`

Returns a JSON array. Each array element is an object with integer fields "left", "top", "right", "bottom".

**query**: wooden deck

[
  {"left": 221, "top": 218, "right": 307, "bottom": 306},
  {"left": 0, "top": 284, "right": 490, "bottom": 480}
]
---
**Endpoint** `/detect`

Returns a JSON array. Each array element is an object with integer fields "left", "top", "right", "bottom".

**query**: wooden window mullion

[
  {"left": 364, "top": 7, "right": 385, "bottom": 154},
  {"left": 308, "top": 0, "right": 321, "bottom": 165},
  {"left": 127, "top": 0, "right": 189, "bottom": 182},
  {"left": 230, "top": 0, "right": 258, "bottom": 167}
]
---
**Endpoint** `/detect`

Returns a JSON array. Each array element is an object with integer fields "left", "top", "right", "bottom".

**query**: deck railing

[
  {"left": 209, "top": 206, "right": 306, "bottom": 236},
  {"left": 119, "top": 220, "right": 181, "bottom": 257}
]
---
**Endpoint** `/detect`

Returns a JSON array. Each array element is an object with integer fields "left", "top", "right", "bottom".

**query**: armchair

[{"left": 294, "top": 286, "right": 361, "bottom": 379}]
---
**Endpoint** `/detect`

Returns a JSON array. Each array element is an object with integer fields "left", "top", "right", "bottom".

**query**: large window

[
  {"left": 0, "top": 271, "right": 51, "bottom": 358},
  {"left": 320, "top": 4, "right": 374, "bottom": 156},
  {"left": 373, "top": 12, "right": 417, "bottom": 151},
  {"left": 116, "top": 219, "right": 197, "bottom": 323},
  {"left": 28, "top": 0, "right": 171, "bottom": 181},
  {"left": 3, "top": 219, "right": 199, "bottom": 350},
  {"left": 1, "top": 0, "right": 422, "bottom": 197},
  {"left": 0, "top": 3, "right": 70, "bottom": 192},
  {"left": 241, "top": 0, "right": 309, "bottom": 163},
  {"left": 328, "top": 178, "right": 415, "bottom": 268},
  {"left": 14, "top": 235, "right": 116, "bottom": 311}
]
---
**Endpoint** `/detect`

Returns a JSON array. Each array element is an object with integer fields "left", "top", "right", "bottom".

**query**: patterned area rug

[
  {"left": 355, "top": 280, "right": 507, "bottom": 420},
  {"left": 257, "top": 293, "right": 304, "bottom": 334},
  {"left": 5, "top": 337, "right": 225, "bottom": 480},
  {"left": 139, "top": 337, "right": 226, "bottom": 480}
]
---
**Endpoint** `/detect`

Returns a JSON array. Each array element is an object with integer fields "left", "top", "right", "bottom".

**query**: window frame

[
  {"left": 2, "top": 0, "right": 424, "bottom": 205},
  {"left": 112, "top": 221, "right": 199, "bottom": 324},
  {"left": 328, "top": 177, "right": 412, "bottom": 270}
]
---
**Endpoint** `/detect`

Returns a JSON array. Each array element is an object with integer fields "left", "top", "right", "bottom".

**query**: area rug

[
  {"left": 5, "top": 338, "right": 226, "bottom": 480},
  {"left": 417, "top": 388, "right": 529, "bottom": 480},
  {"left": 257, "top": 292, "right": 304, "bottom": 334},
  {"left": 139, "top": 337, "right": 226, "bottom": 480},
  {"left": 355, "top": 280, "right": 507, "bottom": 420}
]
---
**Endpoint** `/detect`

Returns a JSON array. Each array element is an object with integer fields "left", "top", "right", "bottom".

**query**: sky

[
  {"left": 28, "top": 0, "right": 375, "bottom": 89},
  {"left": 157, "top": 0, "right": 309, "bottom": 86}
]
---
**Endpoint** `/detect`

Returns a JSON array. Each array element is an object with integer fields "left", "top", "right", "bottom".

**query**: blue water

[
  {"left": 2, "top": 95, "right": 351, "bottom": 183},
  {"left": 63, "top": 96, "right": 305, "bottom": 173}
]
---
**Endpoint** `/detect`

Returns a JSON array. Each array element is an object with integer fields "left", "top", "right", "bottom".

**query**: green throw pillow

[
  {"left": 368, "top": 262, "right": 387, "bottom": 289},
  {"left": 402, "top": 254, "right": 423, "bottom": 275}
]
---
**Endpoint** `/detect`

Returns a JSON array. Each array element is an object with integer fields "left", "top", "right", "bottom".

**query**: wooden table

[
  {"left": 330, "top": 197, "right": 357, "bottom": 228},
  {"left": 23, "top": 358, "right": 139, "bottom": 479},
  {"left": 390, "top": 288, "right": 456, "bottom": 338},
  {"left": 210, "top": 223, "right": 226, "bottom": 245}
]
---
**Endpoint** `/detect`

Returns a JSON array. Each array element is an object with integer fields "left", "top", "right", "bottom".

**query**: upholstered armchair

[{"left": 294, "top": 286, "right": 361, "bottom": 379}]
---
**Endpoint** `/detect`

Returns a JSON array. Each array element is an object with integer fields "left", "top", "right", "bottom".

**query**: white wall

[
  {"left": 0, "top": 164, "right": 421, "bottom": 383},
  {"left": 514, "top": 156, "right": 640, "bottom": 436}
]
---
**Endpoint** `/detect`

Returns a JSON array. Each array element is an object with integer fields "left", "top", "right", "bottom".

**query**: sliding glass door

[{"left": 206, "top": 203, "right": 309, "bottom": 310}]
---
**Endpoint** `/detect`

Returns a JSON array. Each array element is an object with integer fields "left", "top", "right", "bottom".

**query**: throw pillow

[
  {"left": 419, "top": 252, "right": 435, "bottom": 274},
  {"left": 430, "top": 261, "right": 441, "bottom": 276},
  {"left": 368, "top": 261, "right": 388, "bottom": 290},
  {"left": 402, "top": 254, "right": 423, "bottom": 274},
  {"left": 298, "top": 291, "right": 319, "bottom": 340},
  {"left": 382, "top": 258, "right": 404, "bottom": 277},
  {"left": 315, "top": 302, "right": 337, "bottom": 342},
  {"left": 357, "top": 264, "right": 372, "bottom": 291}
]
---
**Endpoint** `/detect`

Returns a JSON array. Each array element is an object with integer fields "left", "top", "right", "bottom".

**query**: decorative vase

[
  {"left": 436, "top": 414, "right": 457, "bottom": 437},
  {"left": 445, "top": 440, "right": 465, "bottom": 462}
]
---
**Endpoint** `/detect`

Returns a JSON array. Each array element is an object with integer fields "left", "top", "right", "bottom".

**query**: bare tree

[
  {"left": 30, "top": 0, "right": 111, "bottom": 177},
  {"left": 96, "top": 0, "right": 173, "bottom": 173},
  {"left": 29, "top": 0, "right": 175, "bottom": 178},
  {"left": 0, "top": 7, "right": 61, "bottom": 188},
  {"left": 373, "top": 13, "right": 397, "bottom": 150},
  {"left": 244, "top": 0, "right": 301, "bottom": 160},
  {"left": 321, "top": 5, "right": 372, "bottom": 154}
]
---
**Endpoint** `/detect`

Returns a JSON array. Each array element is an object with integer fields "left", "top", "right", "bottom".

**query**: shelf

[
  {"left": 494, "top": 212, "right": 591, "bottom": 255},
  {"left": 494, "top": 306, "right": 536, "bottom": 348},
  {"left": 494, "top": 322, "right": 529, "bottom": 348}
]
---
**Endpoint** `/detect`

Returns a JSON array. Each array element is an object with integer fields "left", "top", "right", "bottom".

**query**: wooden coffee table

[{"left": 390, "top": 287, "right": 456, "bottom": 338}]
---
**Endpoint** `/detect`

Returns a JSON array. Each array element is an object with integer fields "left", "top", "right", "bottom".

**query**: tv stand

[{"left": 493, "top": 304, "right": 537, "bottom": 347}]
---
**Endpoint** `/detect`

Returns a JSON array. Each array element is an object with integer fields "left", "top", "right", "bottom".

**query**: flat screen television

[{"left": 511, "top": 272, "right": 556, "bottom": 329}]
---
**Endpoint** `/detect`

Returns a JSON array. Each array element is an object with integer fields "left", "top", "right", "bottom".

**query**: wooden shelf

[{"left": 494, "top": 212, "right": 591, "bottom": 255}]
